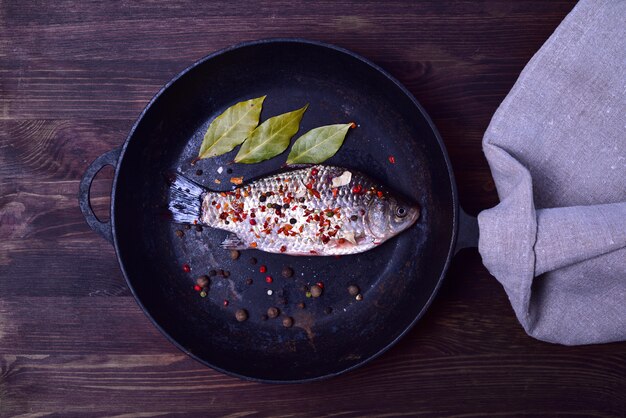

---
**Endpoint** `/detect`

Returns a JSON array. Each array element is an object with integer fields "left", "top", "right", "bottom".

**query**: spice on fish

[{"left": 182, "top": 263, "right": 191, "bottom": 273}]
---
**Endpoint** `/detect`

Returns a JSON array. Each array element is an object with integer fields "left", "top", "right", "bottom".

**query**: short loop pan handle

[
  {"left": 78, "top": 147, "right": 121, "bottom": 244},
  {"left": 455, "top": 206, "right": 479, "bottom": 254}
]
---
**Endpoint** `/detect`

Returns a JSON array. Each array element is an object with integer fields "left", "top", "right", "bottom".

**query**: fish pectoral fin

[{"left": 220, "top": 233, "right": 248, "bottom": 250}]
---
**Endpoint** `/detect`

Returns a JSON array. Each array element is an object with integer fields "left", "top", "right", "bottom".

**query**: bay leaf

[
  {"left": 286, "top": 123, "right": 352, "bottom": 164},
  {"left": 234, "top": 104, "right": 308, "bottom": 164},
  {"left": 198, "top": 95, "right": 265, "bottom": 159}
]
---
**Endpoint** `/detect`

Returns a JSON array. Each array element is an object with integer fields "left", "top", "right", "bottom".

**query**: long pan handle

[
  {"left": 455, "top": 206, "right": 479, "bottom": 254},
  {"left": 78, "top": 147, "right": 121, "bottom": 244}
]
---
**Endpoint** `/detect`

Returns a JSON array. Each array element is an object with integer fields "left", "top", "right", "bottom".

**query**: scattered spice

[
  {"left": 388, "top": 155, "right": 396, "bottom": 164},
  {"left": 223, "top": 270, "right": 231, "bottom": 278},
  {"left": 218, "top": 269, "right": 225, "bottom": 277},
  {"left": 267, "top": 289, "right": 273, "bottom": 295},
  {"left": 223, "top": 300, "right": 229, "bottom": 306},
  {"left": 230, "top": 250, "right": 240, "bottom": 260},
  {"left": 310, "top": 285, "right": 323, "bottom": 298},
  {"left": 278, "top": 297, "right": 288, "bottom": 306},
  {"left": 195, "top": 225, "right": 203, "bottom": 232},
  {"left": 316, "top": 282, "right": 324, "bottom": 289},
  {"left": 289, "top": 218, "right": 296, "bottom": 224},
  {"left": 227, "top": 168, "right": 233, "bottom": 174},
  {"left": 175, "top": 230, "right": 184, "bottom": 238},
  {"left": 281, "top": 266, "right": 294, "bottom": 278},
  {"left": 200, "top": 290, "right": 207, "bottom": 297},
  {"left": 184, "top": 224, "right": 191, "bottom": 230},
  {"left": 195, "top": 169, "right": 203, "bottom": 176},
  {"left": 261, "top": 314, "right": 268, "bottom": 321},
  {"left": 348, "top": 285, "right": 360, "bottom": 296},
  {"left": 182, "top": 264, "right": 191, "bottom": 273},
  {"left": 235, "top": 309, "right": 248, "bottom": 322},
  {"left": 356, "top": 294, "right": 363, "bottom": 301},
  {"left": 196, "top": 276, "right": 209, "bottom": 287},
  {"left": 214, "top": 179, "right": 221, "bottom": 184},
  {"left": 230, "top": 176, "right": 244, "bottom": 185},
  {"left": 267, "top": 307, "right": 280, "bottom": 318},
  {"left": 350, "top": 215, "right": 358, "bottom": 222},
  {"left": 245, "top": 278, "right": 253, "bottom": 285},
  {"left": 324, "top": 307, "right": 333, "bottom": 315},
  {"left": 259, "top": 265, "right": 267, "bottom": 273},
  {"left": 249, "top": 257, "right": 258, "bottom": 265},
  {"left": 305, "top": 291, "right": 312, "bottom": 298},
  {"left": 265, "top": 276, "right": 273, "bottom": 284},
  {"left": 193, "top": 285, "right": 201, "bottom": 292},
  {"left": 297, "top": 302, "right": 305, "bottom": 309},
  {"left": 209, "top": 270, "right": 217, "bottom": 277},
  {"left": 282, "top": 316, "right": 294, "bottom": 328}
]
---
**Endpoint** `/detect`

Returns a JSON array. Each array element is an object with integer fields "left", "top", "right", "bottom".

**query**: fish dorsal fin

[{"left": 220, "top": 233, "right": 248, "bottom": 250}]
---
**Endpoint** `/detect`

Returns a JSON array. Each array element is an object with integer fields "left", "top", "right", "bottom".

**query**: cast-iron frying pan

[{"left": 79, "top": 39, "right": 478, "bottom": 382}]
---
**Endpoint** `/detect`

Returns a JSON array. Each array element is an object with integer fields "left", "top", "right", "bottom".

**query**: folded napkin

[{"left": 478, "top": 0, "right": 626, "bottom": 345}]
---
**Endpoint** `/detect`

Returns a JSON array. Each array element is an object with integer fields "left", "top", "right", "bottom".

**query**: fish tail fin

[{"left": 166, "top": 172, "right": 206, "bottom": 224}]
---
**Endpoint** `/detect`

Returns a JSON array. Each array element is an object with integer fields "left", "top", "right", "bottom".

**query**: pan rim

[{"left": 110, "top": 37, "right": 459, "bottom": 383}]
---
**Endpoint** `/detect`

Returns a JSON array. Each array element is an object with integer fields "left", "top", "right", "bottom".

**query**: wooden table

[{"left": 2, "top": 1, "right": 624, "bottom": 416}]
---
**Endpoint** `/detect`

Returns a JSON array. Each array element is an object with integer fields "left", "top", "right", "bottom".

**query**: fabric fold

[{"left": 477, "top": 0, "right": 626, "bottom": 345}]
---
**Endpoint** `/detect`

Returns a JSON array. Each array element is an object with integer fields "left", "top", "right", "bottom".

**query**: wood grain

[{"left": 1, "top": 0, "right": 624, "bottom": 416}]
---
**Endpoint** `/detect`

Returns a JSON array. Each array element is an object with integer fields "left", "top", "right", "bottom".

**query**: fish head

[{"left": 364, "top": 194, "right": 420, "bottom": 240}]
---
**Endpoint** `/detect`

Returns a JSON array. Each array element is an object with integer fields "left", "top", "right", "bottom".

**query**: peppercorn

[
  {"left": 283, "top": 203, "right": 289, "bottom": 209},
  {"left": 299, "top": 197, "right": 306, "bottom": 203},
  {"left": 196, "top": 275, "right": 209, "bottom": 287},
  {"left": 281, "top": 266, "right": 294, "bottom": 278},
  {"left": 217, "top": 269, "right": 225, "bottom": 277},
  {"left": 289, "top": 218, "right": 297, "bottom": 224},
  {"left": 356, "top": 294, "right": 363, "bottom": 301},
  {"left": 265, "top": 276, "right": 273, "bottom": 283},
  {"left": 282, "top": 316, "right": 294, "bottom": 328},
  {"left": 184, "top": 224, "right": 191, "bottom": 230},
  {"left": 267, "top": 307, "right": 280, "bottom": 318},
  {"left": 175, "top": 230, "right": 184, "bottom": 238},
  {"left": 259, "top": 265, "right": 267, "bottom": 273},
  {"left": 227, "top": 168, "right": 233, "bottom": 174},
  {"left": 235, "top": 309, "right": 248, "bottom": 322},
  {"left": 230, "top": 250, "right": 240, "bottom": 260},
  {"left": 324, "top": 307, "right": 333, "bottom": 315},
  {"left": 223, "top": 270, "right": 230, "bottom": 278},
  {"left": 182, "top": 264, "right": 191, "bottom": 273},
  {"left": 209, "top": 270, "right": 217, "bottom": 277},
  {"left": 261, "top": 314, "right": 268, "bottom": 321},
  {"left": 195, "top": 225, "right": 203, "bottom": 232},
  {"left": 278, "top": 297, "right": 288, "bottom": 306},
  {"left": 297, "top": 302, "right": 305, "bottom": 309},
  {"left": 310, "top": 284, "right": 323, "bottom": 298},
  {"left": 249, "top": 257, "right": 257, "bottom": 265},
  {"left": 350, "top": 215, "right": 358, "bottom": 221},
  {"left": 348, "top": 285, "right": 360, "bottom": 296},
  {"left": 326, "top": 211, "right": 334, "bottom": 217},
  {"left": 259, "top": 195, "right": 267, "bottom": 202},
  {"left": 245, "top": 278, "right": 253, "bottom": 285},
  {"left": 195, "top": 169, "right": 203, "bottom": 176}
]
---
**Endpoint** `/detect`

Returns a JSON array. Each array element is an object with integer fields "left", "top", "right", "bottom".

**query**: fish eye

[{"left": 395, "top": 206, "right": 407, "bottom": 218}]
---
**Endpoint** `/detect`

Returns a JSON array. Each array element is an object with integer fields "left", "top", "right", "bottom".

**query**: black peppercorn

[
  {"left": 195, "top": 169, "right": 203, "bottom": 176},
  {"left": 235, "top": 309, "right": 248, "bottom": 322},
  {"left": 348, "top": 285, "right": 360, "bottom": 296},
  {"left": 267, "top": 307, "right": 279, "bottom": 319},
  {"left": 245, "top": 278, "right": 253, "bottom": 285},
  {"left": 195, "top": 225, "right": 203, "bottom": 232},
  {"left": 261, "top": 314, "right": 268, "bottom": 321},
  {"left": 283, "top": 203, "right": 289, "bottom": 209},
  {"left": 226, "top": 168, "right": 233, "bottom": 174},
  {"left": 223, "top": 270, "right": 230, "bottom": 278},
  {"left": 282, "top": 317, "right": 294, "bottom": 328},
  {"left": 249, "top": 257, "right": 257, "bottom": 265},
  {"left": 259, "top": 195, "right": 266, "bottom": 202},
  {"left": 350, "top": 215, "right": 358, "bottom": 221},
  {"left": 289, "top": 218, "right": 296, "bottom": 224},
  {"left": 281, "top": 266, "right": 294, "bottom": 278},
  {"left": 299, "top": 197, "right": 305, "bottom": 203}
]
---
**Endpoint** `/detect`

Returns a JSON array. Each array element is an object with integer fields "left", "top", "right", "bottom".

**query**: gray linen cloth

[{"left": 478, "top": 0, "right": 626, "bottom": 345}]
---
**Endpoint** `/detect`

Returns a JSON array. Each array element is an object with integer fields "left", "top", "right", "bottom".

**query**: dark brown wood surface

[{"left": 1, "top": 1, "right": 624, "bottom": 416}]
